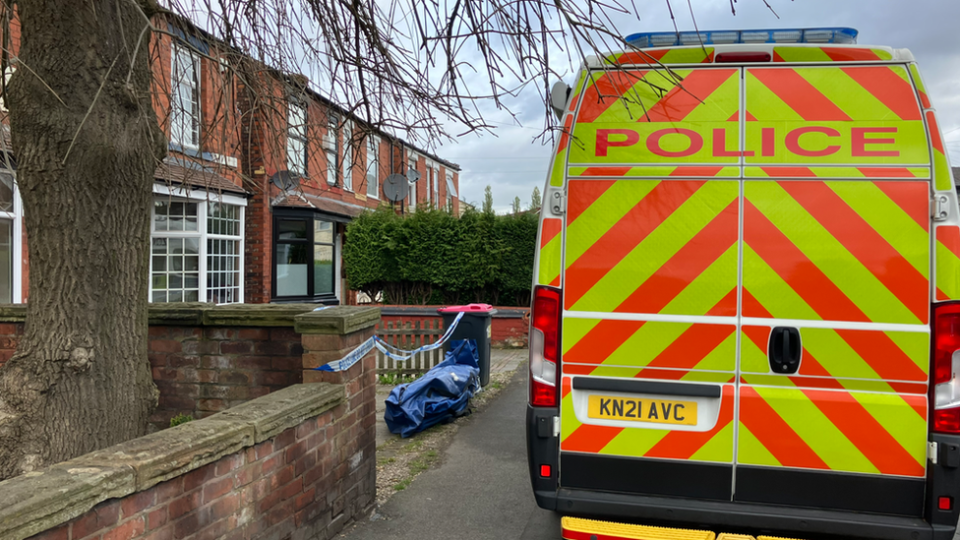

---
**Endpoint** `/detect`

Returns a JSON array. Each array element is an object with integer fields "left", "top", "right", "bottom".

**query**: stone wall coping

[
  {"left": 294, "top": 306, "right": 381, "bottom": 335},
  {"left": 0, "top": 303, "right": 334, "bottom": 327},
  {"left": 0, "top": 383, "right": 344, "bottom": 540}
]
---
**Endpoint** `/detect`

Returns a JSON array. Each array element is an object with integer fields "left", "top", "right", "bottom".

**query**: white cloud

[{"left": 448, "top": 0, "right": 960, "bottom": 209}]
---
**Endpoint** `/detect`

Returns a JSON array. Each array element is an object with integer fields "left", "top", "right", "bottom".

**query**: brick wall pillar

[{"left": 295, "top": 306, "right": 380, "bottom": 524}]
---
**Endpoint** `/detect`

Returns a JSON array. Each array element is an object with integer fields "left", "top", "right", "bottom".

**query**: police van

[{"left": 526, "top": 27, "right": 960, "bottom": 540}]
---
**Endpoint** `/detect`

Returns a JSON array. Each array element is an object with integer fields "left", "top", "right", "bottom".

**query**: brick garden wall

[
  {"left": 378, "top": 306, "right": 529, "bottom": 348},
  {"left": 0, "top": 304, "right": 330, "bottom": 431},
  {"left": 0, "top": 305, "right": 381, "bottom": 540},
  {"left": 148, "top": 325, "right": 304, "bottom": 429}
]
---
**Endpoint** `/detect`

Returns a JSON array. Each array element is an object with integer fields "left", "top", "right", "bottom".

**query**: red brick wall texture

[{"left": 26, "top": 359, "right": 376, "bottom": 540}]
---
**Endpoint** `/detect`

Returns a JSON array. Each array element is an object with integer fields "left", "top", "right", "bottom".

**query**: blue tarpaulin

[{"left": 384, "top": 339, "right": 481, "bottom": 438}]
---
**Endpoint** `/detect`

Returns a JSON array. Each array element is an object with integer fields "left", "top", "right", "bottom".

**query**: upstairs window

[
  {"left": 366, "top": 136, "right": 380, "bottom": 198},
  {"left": 171, "top": 43, "right": 200, "bottom": 149},
  {"left": 407, "top": 156, "right": 417, "bottom": 211},
  {"left": 287, "top": 99, "right": 308, "bottom": 175},
  {"left": 342, "top": 122, "right": 353, "bottom": 191},
  {"left": 324, "top": 114, "right": 339, "bottom": 186}
]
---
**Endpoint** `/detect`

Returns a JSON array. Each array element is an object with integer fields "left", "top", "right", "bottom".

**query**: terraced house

[{"left": 0, "top": 16, "right": 460, "bottom": 306}]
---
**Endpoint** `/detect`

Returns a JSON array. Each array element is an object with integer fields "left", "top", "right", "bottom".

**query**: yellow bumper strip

[{"left": 561, "top": 516, "right": 716, "bottom": 540}]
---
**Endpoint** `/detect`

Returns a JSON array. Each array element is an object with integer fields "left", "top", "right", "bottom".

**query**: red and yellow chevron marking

[
  {"left": 773, "top": 47, "right": 893, "bottom": 63},
  {"left": 740, "top": 326, "right": 928, "bottom": 385},
  {"left": 537, "top": 218, "right": 562, "bottom": 287},
  {"left": 909, "top": 63, "right": 931, "bottom": 109},
  {"left": 570, "top": 68, "right": 739, "bottom": 165},
  {"left": 936, "top": 225, "right": 960, "bottom": 301},
  {"left": 569, "top": 165, "right": 739, "bottom": 178},
  {"left": 744, "top": 66, "right": 928, "bottom": 166},
  {"left": 547, "top": 114, "right": 574, "bottom": 187},
  {"left": 562, "top": 318, "right": 736, "bottom": 373},
  {"left": 564, "top": 179, "right": 739, "bottom": 315},
  {"left": 926, "top": 110, "right": 953, "bottom": 191},
  {"left": 744, "top": 166, "right": 929, "bottom": 179},
  {"left": 738, "top": 385, "right": 927, "bottom": 477},
  {"left": 560, "top": 380, "right": 734, "bottom": 463},
  {"left": 743, "top": 180, "right": 929, "bottom": 325},
  {"left": 607, "top": 47, "right": 714, "bottom": 65}
]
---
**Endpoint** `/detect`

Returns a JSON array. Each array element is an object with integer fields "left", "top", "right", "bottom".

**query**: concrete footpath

[
  {"left": 375, "top": 348, "right": 527, "bottom": 447},
  {"left": 345, "top": 368, "right": 561, "bottom": 540}
]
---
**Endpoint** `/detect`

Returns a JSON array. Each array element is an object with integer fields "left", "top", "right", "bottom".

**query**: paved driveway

[{"left": 343, "top": 369, "right": 561, "bottom": 540}]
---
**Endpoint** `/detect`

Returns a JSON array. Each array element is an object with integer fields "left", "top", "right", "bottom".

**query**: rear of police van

[{"left": 527, "top": 27, "right": 960, "bottom": 540}]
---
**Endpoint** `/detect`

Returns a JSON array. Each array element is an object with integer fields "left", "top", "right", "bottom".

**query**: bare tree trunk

[{"left": 0, "top": 0, "right": 165, "bottom": 479}]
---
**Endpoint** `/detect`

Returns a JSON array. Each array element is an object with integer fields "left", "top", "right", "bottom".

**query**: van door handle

[{"left": 768, "top": 327, "right": 801, "bottom": 374}]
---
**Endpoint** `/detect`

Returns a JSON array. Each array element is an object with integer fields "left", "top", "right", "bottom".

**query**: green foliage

[
  {"left": 378, "top": 372, "right": 419, "bottom": 385},
  {"left": 343, "top": 207, "right": 538, "bottom": 306},
  {"left": 169, "top": 413, "right": 194, "bottom": 427},
  {"left": 530, "top": 186, "right": 541, "bottom": 210},
  {"left": 512, "top": 197, "right": 521, "bottom": 214},
  {"left": 483, "top": 185, "right": 494, "bottom": 214}
]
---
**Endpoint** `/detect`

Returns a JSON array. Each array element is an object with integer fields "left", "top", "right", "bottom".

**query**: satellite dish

[
  {"left": 269, "top": 170, "right": 300, "bottom": 192},
  {"left": 406, "top": 167, "right": 421, "bottom": 183},
  {"left": 383, "top": 173, "right": 409, "bottom": 202}
]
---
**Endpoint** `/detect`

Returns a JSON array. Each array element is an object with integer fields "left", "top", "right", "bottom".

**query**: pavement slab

[{"left": 345, "top": 368, "right": 561, "bottom": 540}]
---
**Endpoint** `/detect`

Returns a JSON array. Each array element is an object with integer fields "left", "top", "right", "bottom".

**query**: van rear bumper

[{"left": 534, "top": 488, "right": 955, "bottom": 540}]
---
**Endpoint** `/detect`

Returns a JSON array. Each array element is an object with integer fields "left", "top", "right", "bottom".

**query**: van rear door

[
  {"left": 558, "top": 60, "right": 932, "bottom": 514},
  {"left": 736, "top": 64, "right": 931, "bottom": 516},
  {"left": 559, "top": 65, "right": 742, "bottom": 501}
]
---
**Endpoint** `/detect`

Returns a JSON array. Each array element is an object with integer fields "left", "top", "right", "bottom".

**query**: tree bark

[{"left": 0, "top": 0, "right": 165, "bottom": 479}]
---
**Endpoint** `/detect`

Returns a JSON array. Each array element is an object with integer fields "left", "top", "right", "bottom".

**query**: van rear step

[{"left": 560, "top": 517, "right": 804, "bottom": 540}]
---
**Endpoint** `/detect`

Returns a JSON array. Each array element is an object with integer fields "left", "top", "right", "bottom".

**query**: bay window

[{"left": 151, "top": 194, "right": 244, "bottom": 304}]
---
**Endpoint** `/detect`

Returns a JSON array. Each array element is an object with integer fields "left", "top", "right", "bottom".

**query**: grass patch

[{"left": 378, "top": 372, "right": 419, "bottom": 385}]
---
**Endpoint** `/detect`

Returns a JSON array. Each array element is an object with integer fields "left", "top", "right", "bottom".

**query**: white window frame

[
  {"left": 342, "top": 121, "right": 353, "bottom": 191},
  {"left": 445, "top": 170, "right": 455, "bottom": 211},
  {"left": 325, "top": 114, "right": 339, "bottom": 186},
  {"left": 366, "top": 136, "right": 380, "bottom": 199},
  {"left": 407, "top": 154, "right": 418, "bottom": 211},
  {"left": 286, "top": 99, "right": 308, "bottom": 176},
  {"left": 171, "top": 43, "right": 201, "bottom": 150},
  {"left": 150, "top": 184, "right": 247, "bottom": 304},
  {"left": 0, "top": 170, "right": 22, "bottom": 303}
]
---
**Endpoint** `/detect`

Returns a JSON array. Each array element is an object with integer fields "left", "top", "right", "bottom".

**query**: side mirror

[{"left": 550, "top": 81, "right": 571, "bottom": 120}]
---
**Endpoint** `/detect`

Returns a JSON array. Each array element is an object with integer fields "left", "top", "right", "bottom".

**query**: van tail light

[
  {"left": 933, "top": 303, "right": 960, "bottom": 433},
  {"left": 530, "top": 285, "right": 561, "bottom": 407}
]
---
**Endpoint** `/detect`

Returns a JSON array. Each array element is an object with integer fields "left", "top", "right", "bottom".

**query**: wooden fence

[{"left": 375, "top": 319, "right": 446, "bottom": 373}]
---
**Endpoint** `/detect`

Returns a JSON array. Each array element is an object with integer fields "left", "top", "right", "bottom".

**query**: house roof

[
  {"left": 954, "top": 167, "right": 960, "bottom": 185},
  {"left": 155, "top": 161, "right": 247, "bottom": 195}
]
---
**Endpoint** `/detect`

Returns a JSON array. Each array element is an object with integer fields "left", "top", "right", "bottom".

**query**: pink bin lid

[{"left": 438, "top": 303, "right": 495, "bottom": 313}]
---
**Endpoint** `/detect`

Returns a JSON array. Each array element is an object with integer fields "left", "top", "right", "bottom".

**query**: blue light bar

[{"left": 624, "top": 27, "right": 858, "bottom": 48}]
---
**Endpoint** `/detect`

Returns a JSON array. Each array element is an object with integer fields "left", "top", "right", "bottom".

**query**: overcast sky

[{"left": 437, "top": 0, "right": 960, "bottom": 213}]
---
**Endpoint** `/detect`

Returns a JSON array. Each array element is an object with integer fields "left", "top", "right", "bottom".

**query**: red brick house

[
  {"left": 0, "top": 16, "right": 461, "bottom": 306},
  {"left": 238, "top": 70, "right": 460, "bottom": 305}
]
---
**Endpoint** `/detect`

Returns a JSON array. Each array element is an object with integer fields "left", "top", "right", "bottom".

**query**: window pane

[
  {"left": 277, "top": 219, "right": 307, "bottom": 240},
  {"left": 314, "top": 220, "right": 333, "bottom": 244},
  {"left": 314, "top": 245, "right": 334, "bottom": 295},
  {"left": 0, "top": 219, "right": 13, "bottom": 303},
  {"left": 154, "top": 201, "right": 169, "bottom": 231},
  {"left": 0, "top": 172, "right": 14, "bottom": 213},
  {"left": 276, "top": 244, "right": 308, "bottom": 296},
  {"left": 207, "top": 202, "right": 240, "bottom": 238}
]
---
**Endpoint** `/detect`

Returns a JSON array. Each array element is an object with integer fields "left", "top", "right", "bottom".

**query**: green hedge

[{"left": 343, "top": 207, "right": 538, "bottom": 306}]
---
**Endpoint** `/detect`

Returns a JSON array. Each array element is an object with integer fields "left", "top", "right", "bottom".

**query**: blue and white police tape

[{"left": 313, "top": 312, "right": 465, "bottom": 372}]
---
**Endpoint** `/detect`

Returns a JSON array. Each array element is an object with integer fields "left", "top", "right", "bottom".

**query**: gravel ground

[{"left": 373, "top": 367, "right": 520, "bottom": 506}]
